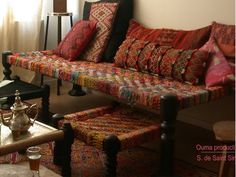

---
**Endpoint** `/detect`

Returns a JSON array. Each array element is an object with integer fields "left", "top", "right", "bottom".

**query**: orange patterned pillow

[
  {"left": 211, "top": 22, "right": 235, "bottom": 58},
  {"left": 80, "top": 2, "right": 119, "bottom": 62}
]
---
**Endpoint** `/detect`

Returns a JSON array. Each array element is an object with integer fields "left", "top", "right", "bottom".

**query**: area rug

[
  {"left": 40, "top": 140, "right": 217, "bottom": 177},
  {"left": 0, "top": 139, "right": 217, "bottom": 177}
]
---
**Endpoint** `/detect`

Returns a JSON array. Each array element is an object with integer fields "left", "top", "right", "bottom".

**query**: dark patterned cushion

[
  {"left": 83, "top": 0, "right": 133, "bottom": 62},
  {"left": 211, "top": 21, "right": 235, "bottom": 58},
  {"left": 115, "top": 37, "right": 209, "bottom": 84},
  {"left": 126, "top": 19, "right": 211, "bottom": 49},
  {"left": 174, "top": 50, "right": 208, "bottom": 84},
  {"left": 149, "top": 46, "right": 172, "bottom": 74},
  {"left": 80, "top": 2, "right": 119, "bottom": 62},
  {"left": 138, "top": 42, "right": 156, "bottom": 72},
  {"left": 126, "top": 39, "right": 148, "bottom": 71},
  {"left": 54, "top": 20, "right": 97, "bottom": 61},
  {"left": 113, "top": 37, "right": 135, "bottom": 68}
]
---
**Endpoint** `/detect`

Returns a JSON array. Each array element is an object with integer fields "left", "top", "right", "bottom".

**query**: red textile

[
  {"left": 115, "top": 37, "right": 209, "bottom": 85},
  {"left": 211, "top": 21, "right": 235, "bottom": 58},
  {"left": 126, "top": 19, "right": 211, "bottom": 49},
  {"left": 54, "top": 20, "right": 97, "bottom": 61}
]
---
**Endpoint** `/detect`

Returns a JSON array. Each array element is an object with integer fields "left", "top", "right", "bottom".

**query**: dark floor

[{"left": 29, "top": 79, "right": 234, "bottom": 174}]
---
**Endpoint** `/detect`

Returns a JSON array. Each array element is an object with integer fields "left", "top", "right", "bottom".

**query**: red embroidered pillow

[
  {"left": 54, "top": 20, "right": 97, "bottom": 61},
  {"left": 114, "top": 37, "right": 135, "bottom": 68},
  {"left": 115, "top": 37, "right": 209, "bottom": 84},
  {"left": 210, "top": 22, "right": 235, "bottom": 58},
  {"left": 126, "top": 19, "right": 211, "bottom": 49},
  {"left": 80, "top": 2, "right": 119, "bottom": 62},
  {"left": 174, "top": 25, "right": 212, "bottom": 49},
  {"left": 114, "top": 37, "right": 156, "bottom": 72},
  {"left": 138, "top": 42, "right": 156, "bottom": 72},
  {"left": 148, "top": 46, "right": 172, "bottom": 74},
  {"left": 157, "top": 48, "right": 209, "bottom": 84},
  {"left": 126, "top": 39, "right": 149, "bottom": 71},
  {"left": 200, "top": 37, "right": 235, "bottom": 87}
]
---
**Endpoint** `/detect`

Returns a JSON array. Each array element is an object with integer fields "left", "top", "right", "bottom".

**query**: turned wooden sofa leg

[
  {"left": 2, "top": 51, "right": 13, "bottom": 80},
  {"left": 103, "top": 135, "right": 121, "bottom": 177},
  {"left": 68, "top": 84, "right": 86, "bottom": 96},
  {"left": 159, "top": 94, "right": 178, "bottom": 177}
]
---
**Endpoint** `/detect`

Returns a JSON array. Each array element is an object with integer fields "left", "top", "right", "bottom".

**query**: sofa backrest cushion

[
  {"left": 54, "top": 20, "right": 97, "bottom": 61},
  {"left": 200, "top": 37, "right": 235, "bottom": 87},
  {"left": 210, "top": 21, "right": 235, "bottom": 58},
  {"left": 83, "top": 0, "right": 133, "bottom": 62},
  {"left": 126, "top": 19, "right": 211, "bottom": 50},
  {"left": 114, "top": 37, "right": 209, "bottom": 85},
  {"left": 80, "top": 2, "right": 119, "bottom": 62}
]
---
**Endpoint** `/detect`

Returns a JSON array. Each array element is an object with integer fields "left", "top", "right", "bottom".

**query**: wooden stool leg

[
  {"left": 54, "top": 123, "right": 74, "bottom": 177},
  {"left": 103, "top": 135, "right": 121, "bottom": 177},
  {"left": 218, "top": 149, "right": 234, "bottom": 177}
]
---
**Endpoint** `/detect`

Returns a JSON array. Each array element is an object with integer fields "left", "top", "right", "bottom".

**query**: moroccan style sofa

[{"left": 1, "top": 0, "right": 235, "bottom": 176}]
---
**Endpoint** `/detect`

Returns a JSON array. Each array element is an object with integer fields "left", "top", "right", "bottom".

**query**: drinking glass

[{"left": 27, "top": 146, "right": 41, "bottom": 177}]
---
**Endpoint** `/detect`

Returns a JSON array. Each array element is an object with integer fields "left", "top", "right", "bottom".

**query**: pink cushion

[
  {"left": 200, "top": 37, "right": 235, "bottom": 87},
  {"left": 54, "top": 20, "right": 97, "bottom": 61}
]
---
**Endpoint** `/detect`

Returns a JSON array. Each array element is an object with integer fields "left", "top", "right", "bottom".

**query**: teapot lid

[{"left": 11, "top": 90, "right": 28, "bottom": 111}]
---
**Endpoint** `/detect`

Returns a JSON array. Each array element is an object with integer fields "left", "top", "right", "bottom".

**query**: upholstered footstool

[
  {"left": 213, "top": 121, "right": 235, "bottom": 177},
  {"left": 56, "top": 105, "right": 161, "bottom": 177}
]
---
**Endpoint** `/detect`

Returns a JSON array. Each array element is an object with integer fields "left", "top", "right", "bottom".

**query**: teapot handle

[
  {"left": 26, "top": 104, "right": 38, "bottom": 124},
  {"left": 0, "top": 110, "right": 3, "bottom": 123}
]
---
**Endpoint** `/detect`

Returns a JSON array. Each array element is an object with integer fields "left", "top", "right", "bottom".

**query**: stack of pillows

[{"left": 54, "top": 0, "right": 235, "bottom": 88}]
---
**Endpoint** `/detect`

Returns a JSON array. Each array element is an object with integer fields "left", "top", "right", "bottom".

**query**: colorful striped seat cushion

[
  {"left": 61, "top": 105, "right": 161, "bottom": 150},
  {"left": 7, "top": 50, "right": 229, "bottom": 111}
]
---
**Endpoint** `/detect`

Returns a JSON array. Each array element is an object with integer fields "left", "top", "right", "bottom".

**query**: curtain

[{"left": 0, "top": 0, "right": 44, "bottom": 81}]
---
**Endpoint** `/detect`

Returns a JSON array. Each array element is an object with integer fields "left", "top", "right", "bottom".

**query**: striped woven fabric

[
  {"left": 7, "top": 50, "right": 230, "bottom": 112},
  {"left": 62, "top": 105, "right": 160, "bottom": 150}
]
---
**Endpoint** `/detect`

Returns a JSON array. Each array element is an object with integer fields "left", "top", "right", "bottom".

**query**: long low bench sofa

[
  {"left": 1, "top": 47, "right": 233, "bottom": 176},
  {"left": 1, "top": 0, "right": 235, "bottom": 176}
]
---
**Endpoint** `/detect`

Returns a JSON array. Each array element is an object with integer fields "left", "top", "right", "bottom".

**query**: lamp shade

[{"left": 53, "top": 0, "right": 67, "bottom": 12}]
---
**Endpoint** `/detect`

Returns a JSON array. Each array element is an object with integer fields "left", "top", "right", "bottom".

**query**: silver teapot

[{"left": 0, "top": 90, "right": 38, "bottom": 138}]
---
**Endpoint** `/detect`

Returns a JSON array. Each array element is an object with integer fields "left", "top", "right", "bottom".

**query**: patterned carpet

[
  {"left": 40, "top": 140, "right": 217, "bottom": 177},
  {"left": 0, "top": 139, "right": 217, "bottom": 177}
]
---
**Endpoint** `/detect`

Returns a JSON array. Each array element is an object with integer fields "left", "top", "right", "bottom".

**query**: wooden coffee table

[{"left": 0, "top": 120, "right": 74, "bottom": 177}]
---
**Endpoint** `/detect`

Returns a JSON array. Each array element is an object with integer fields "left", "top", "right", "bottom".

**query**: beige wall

[
  {"left": 79, "top": 0, "right": 235, "bottom": 29},
  {"left": 134, "top": 0, "right": 235, "bottom": 29}
]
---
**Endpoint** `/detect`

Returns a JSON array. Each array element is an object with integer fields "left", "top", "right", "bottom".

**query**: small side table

[
  {"left": 43, "top": 12, "right": 73, "bottom": 95},
  {"left": 0, "top": 120, "right": 74, "bottom": 177},
  {"left": 44, "top": 12, "right": 73, "bottom": 49},
  {"left": 213, "top": 121, "right": 235, "bottom": 177}
]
